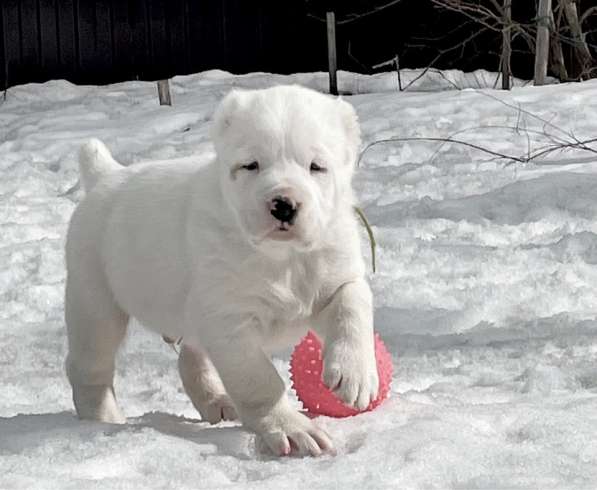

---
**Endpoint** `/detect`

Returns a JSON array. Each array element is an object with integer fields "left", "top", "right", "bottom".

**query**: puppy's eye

[
  {"left": 241, "top": 161, "right": 259, "bottom": 171},
  {"left": 310, "top": 162, "right": 326, "bottom": 173}
]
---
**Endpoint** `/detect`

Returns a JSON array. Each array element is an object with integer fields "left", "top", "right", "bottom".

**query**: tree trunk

[
  {"left": 561, "top": 0, "right": 593, "bottom": 79},
  {"left": 549, "top": 21, "right": 569, "bottom": 80},
  {"left": 534, "top": 0, "right": 552, "bottom": 85}
]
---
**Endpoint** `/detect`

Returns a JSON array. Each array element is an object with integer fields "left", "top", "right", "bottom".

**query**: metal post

[
  {"left": 157, "top": 79, "right": 172, "bottom": 106},
  {"left": 326, "top": 12, "right": 338, "bottom": 95},
  {"left": 395, "top": 54, "right": 402, "bottom": 91},
  {"left": 501, "top": 0, "right": 512, "bottom": 90}
]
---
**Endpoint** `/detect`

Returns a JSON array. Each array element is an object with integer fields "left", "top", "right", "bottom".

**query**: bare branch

[
  {"left": 338, "top": 0, "right": 405, "bottom": 25},
  {"left": 358, "top": 136, "right": 528, "bottom": 167},
  {"left": 306, "top": 0, "right": 404, "bottom": 25},
  {"left": 580, "top": 6, "right": 597, "bottom": 26},
  {"left": 395, "top": 28, "right": 488, "bottom": 91},
  {"left": 358, "top": 90, "right": 597, "bottom": 169},
  {"left": 430, "top": 0, "right": 502, "bottom": 32},
  {"left": 476, "top": 91, "right": 577, "bottom": 140},
  {"left": 429, "top": 124, "right": 571, "bottom": 164},
  {"left": 358, "top": 134, "right": 597, "bottom": 169}
]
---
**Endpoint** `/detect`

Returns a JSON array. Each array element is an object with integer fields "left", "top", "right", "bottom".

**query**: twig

[
  {"left": 358, "top": 135, "right": 597, "bottom": 169},
  {"left": 354, "top": 206, "right": 377, "bottom": 273},
  {"left": 347, "top": 41, "right": 369, "bottom": 73},
  {"left": 428, "top": 124, "right": 569, "bottom": 164},
  {"left": 430, "top": 0, "right": 502, "bottom": 33},
  {"left": 482, "top": 90, "right": 597, "bottom": 154},
  {"left": 357, "top": 136, "right": 527, "bottom": 167},
  {"left": 580, "top": 6, "right": 597, "bottom": 25},
  {"left": 307, "top": 0, "right": 404, "bottom": 26},
  {"left": 476, "top": 90, "right": 576, "bottom": 140},
  {"left": 527, "top": 137, "right": 597, "bottom": 160},
  {"left": 400, "top": 29, "right": 487, "bottom": 91}
]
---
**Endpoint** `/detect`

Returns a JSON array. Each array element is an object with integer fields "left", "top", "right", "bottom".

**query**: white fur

[{"left": 65, "top": 85, "right": 378, "bottom": 457}]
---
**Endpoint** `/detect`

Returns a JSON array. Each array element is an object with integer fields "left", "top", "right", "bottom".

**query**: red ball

[{"left": 290, "top": 331, "right": 393, "bottom": 418}]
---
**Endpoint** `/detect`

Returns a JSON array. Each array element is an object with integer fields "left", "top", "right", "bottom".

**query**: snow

[{"left": 2, "top": 69, "right": 597, "bottom": 489}]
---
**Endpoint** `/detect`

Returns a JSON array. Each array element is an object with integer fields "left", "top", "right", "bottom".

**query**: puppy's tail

[{"left": 78, "top": 138, "right": 122, "bottom": 192}]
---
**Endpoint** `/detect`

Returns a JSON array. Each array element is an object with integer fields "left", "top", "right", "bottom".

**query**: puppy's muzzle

[{"left": 270, "top": 196, "right": 299, "bottom": 225}]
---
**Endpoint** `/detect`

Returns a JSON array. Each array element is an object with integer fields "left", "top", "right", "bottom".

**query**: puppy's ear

[
  {"left": 211, "top": 89, "right": 248, "bottom": 143},
  {"left": 337, "top": 98, "right": 361, "bottom": 167}
]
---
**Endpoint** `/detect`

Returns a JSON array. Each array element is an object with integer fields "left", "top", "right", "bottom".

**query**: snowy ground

[{"left": 2, "top": 69, "right": 597, "bottom": 489}]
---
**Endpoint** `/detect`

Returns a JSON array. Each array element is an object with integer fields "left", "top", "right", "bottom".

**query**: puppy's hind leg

[
  {"left": 65, "top": 275, "right": 129, "bottom": 424},
  {"left": 178, "top": 343, "right": 238, "bottom": 424}
]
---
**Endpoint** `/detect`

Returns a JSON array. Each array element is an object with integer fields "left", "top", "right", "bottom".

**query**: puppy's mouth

[
  {"left": 277, "top": 222, "right": 292, "bottom": 232},
  {"left": 267, "top": 222, "right": 296, "bottom": 241},
  {"left": 248, "top": 222, "right": 298, "bottom": 246},
  {"left": 247, "top": 223, "right": 317, "bottom": 253}
]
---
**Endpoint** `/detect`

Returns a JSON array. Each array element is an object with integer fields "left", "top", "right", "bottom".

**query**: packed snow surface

[{"left": 1, "top": 69, "right": 597, "bottom": 489}]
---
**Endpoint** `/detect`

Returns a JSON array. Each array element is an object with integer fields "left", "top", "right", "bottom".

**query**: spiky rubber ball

[{"left": 290, "top": 331, "right": 392, "bottom": 418}]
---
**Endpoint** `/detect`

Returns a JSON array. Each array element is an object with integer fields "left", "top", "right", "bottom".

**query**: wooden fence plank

[
  {"left": 224, "top": 0, "right": 261, "bottom": 73},
  {"left": 165, "top": 0, "right": 186, "bottom": 75},
  {"left": 77, "top": 0, "right": 96, "bottom": 77},
  {"left": 0, "top": 6, "right": 5, "bottom": 90},
  {"left": 128, "top": 0, "right": 150, "bottom": 80},
  {"left": 2, "top": 0, "right": 21, "bottom": 87},
  {"left": 3, "top": 0, "right": 21, "bottom": 87},
  {"left": 182, "top": 0, "right": 190, "bottom": 70},
  {"left": 187, "top": 0, "right": 224, "bottom": 72},
  {"left": 56, "top": 0, "right": 77, "bottom": 75},
  {"left": 94, "top": 0, "right": 112, "bottom": 83},
  {"left": 148, "top": 0, "right": 167, "bottom": 79},
  {"left": 39, "top": 0, "right": 59, "bottom": 74},
  {"left": 110, "top": 0, "right": 132, "bottom": 79},
  {"left": 20, "top": 0, "right": 41, "bottom": 82}
]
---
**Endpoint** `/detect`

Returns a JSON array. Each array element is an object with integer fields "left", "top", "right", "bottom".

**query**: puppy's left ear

[
  {"left": 337, "top": 98, "right": 361, "bottom": 167},
  {"left": 211, "top": 89, "right": 249, "bottom": 148}
]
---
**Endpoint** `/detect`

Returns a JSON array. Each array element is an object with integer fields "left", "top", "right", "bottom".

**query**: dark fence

[
  {"left": 1, "top": 0, "right": 329, "bottom": 90},
  {"left": 4, "top": 1, "right": 574, "bottom": 91}
]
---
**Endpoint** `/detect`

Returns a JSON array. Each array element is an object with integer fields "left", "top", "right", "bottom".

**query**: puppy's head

[{"left": 211, "top": 85, "right": 360, "bottom": 253}]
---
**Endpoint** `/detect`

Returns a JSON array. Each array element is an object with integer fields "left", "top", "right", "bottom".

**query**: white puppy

[{"left": 65, "top": 85, "right": 378, "bottom": 457}]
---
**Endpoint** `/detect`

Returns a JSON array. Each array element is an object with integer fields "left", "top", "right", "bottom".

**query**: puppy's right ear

[
  {"left": 211, "top": 89, "right": 248, "bottom": 142},
  {"left": 336, "top": 97, "right": 361, "bottom": 168}
]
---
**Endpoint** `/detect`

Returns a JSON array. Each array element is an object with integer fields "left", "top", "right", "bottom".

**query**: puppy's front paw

[
  {"left": 323, "top": 338, "right": 379, "bottom": 410},
  {"left": 196, "top": 394, "right": 238, "bottom": 425},
  {"left": 252, "top": 403, "right": 334, "bottom": 457}
]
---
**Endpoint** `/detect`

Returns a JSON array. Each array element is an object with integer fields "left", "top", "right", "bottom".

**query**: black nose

[{"left": 270, "top": 196, "right": 297, "bottom": 224}]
